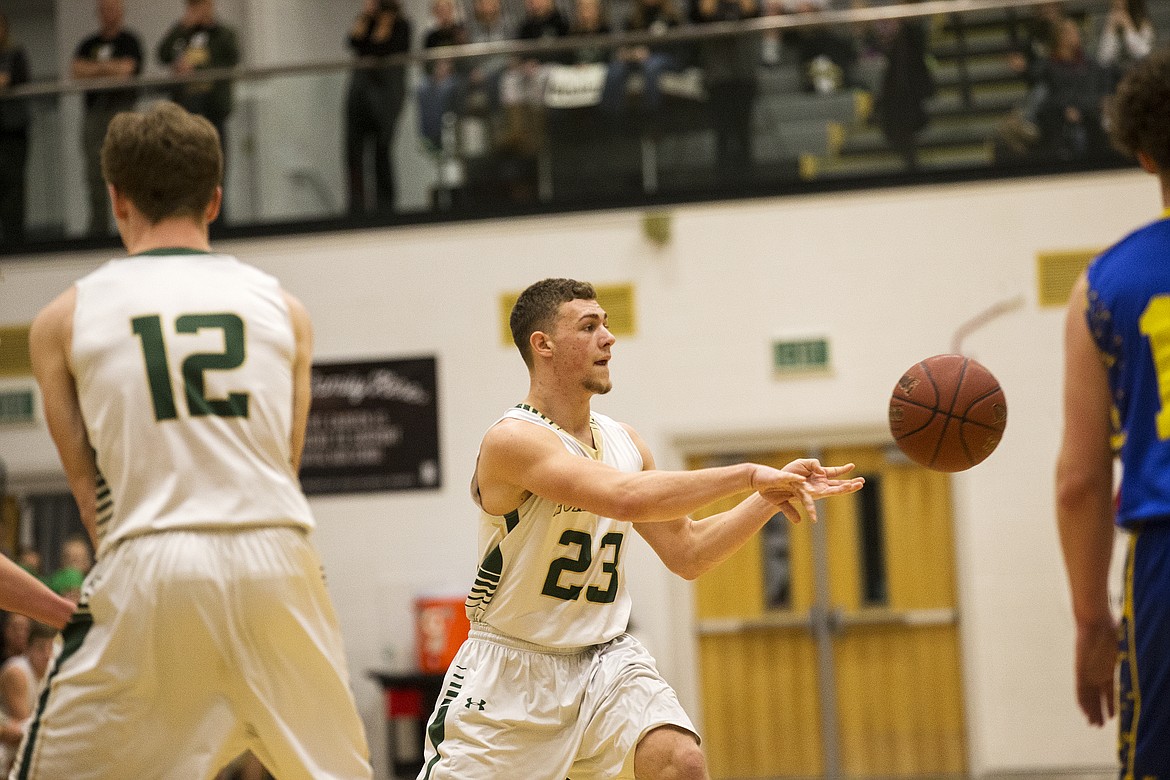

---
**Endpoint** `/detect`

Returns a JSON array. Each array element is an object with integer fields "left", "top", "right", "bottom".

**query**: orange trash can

[{"left": 414, "top": 592, "right": 471, "bottom": 675}]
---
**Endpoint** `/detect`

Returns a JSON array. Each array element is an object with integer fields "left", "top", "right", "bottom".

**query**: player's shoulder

[{"left": 1096, "top": 217, "right": 1170, "bottom": 268}]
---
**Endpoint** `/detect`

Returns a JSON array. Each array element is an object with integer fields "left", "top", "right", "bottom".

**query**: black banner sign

[{"left": 300, "top": 357, "right": 441, "bottom": 495}]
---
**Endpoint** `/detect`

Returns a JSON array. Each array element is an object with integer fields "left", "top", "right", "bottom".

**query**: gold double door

[{"left": 690, "top": 445, "right": 965, "bottom": 779}]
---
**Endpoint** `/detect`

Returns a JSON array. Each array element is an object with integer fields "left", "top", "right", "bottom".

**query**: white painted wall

[{"left": 0, "top": 168, "right": 1157, "bottom": 778}]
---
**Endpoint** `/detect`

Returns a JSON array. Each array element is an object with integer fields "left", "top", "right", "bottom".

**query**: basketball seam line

[{"left": 891, "top": 396, "right": 1005, "bottom": 434}]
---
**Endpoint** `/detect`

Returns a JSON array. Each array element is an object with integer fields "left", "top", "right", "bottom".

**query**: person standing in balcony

[{"left": 72, "top": 0, "right": 143, "bottom": 237}]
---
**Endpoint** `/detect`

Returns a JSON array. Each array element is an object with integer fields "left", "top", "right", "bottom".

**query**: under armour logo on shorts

[{"left": 465, "top": 698, "right": 486, "bottom": 710}]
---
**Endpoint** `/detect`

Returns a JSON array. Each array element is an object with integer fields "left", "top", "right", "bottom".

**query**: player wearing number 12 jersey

[
  {"left": 1057, "top": 49, "right": 1170, "bottom": 780},
  {"left": 23, "top": 101, "right": 371, "bottom": 779},
  {"left": 418, "top": 278, "right": 863, "bottom": 780}
]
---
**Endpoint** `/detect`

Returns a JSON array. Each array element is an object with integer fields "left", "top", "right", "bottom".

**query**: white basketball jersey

[
  {"left": 466, "top": 405, "right": 643, "bottom": 648},
  {"left": 70, "top": 251, "right": 313, "bottom": 557}
]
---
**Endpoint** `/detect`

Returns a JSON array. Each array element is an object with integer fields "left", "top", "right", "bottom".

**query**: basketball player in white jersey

[
  {"left": 418, "top": 278, "right": 864, "bottom": 780},
  {"left": 21, "top": 101, "right": 372, "bottom": 779}
]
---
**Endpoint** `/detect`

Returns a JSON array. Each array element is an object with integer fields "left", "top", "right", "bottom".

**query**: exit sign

[
  {"left": 772, "top": 337, "right": 831, "bottom": 374},
  {"left": 0, "top": 389, "right": 35, "bottom": 424}
]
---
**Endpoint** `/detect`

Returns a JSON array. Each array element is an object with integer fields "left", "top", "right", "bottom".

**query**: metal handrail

[{"left": 0, "top": 0, "right": 1099, "bottom": 101}]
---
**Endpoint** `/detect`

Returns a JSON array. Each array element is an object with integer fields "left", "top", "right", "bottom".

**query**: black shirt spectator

[
  {"left": 72, "top": 0, "right": 143, "bottom": 236},
  {"left": 0, "top": 12, "right": 30, "bottom": 245}
]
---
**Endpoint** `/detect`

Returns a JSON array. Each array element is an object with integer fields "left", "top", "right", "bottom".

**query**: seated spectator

[
  {"left": 600, "top": 0, "right": 689, "bottom": 118},
  {"left": 1033, "top": 17, "right": 1110, "bottom": 161},
  {"left": 692, "top": 0, "right": 760, "bottom": 174},
  {"left": 780, "top": 0, "right": 859, "bottom": 93},
  {"left": 417, "top": 0, "right": 469, "bottom": 150},
  {"left": 14, "top": 548, "right": 42, "bottom": 583},
  {"left": 465, "top": 0, "right": 514, "bottom": 112},
  {"left": 0, "top": 613, "right": 28, "bottom": 664},
  {"left": 0, "top": 12, "right": 29, "bottom": 246},
  {"left": 570, "top": 0, "right": 612, "bottom": 63},
  {"left": 0, "top": 621, "right": 56, "bottom": 774},
  {"left": 47, "top": 535, "right": 93, "bottom": 604},
  {"left": 1096, "top": 0, "right": 1154, "bottom": 81},
  {"left": 345, "top": 0, "right": 412, "bottom": 216},
  {"left": 495, "top": 0, "right": 570, "bottom": 178},
  {"left": 1005, "top": 1, "right": 1068, "bottom": 85}
]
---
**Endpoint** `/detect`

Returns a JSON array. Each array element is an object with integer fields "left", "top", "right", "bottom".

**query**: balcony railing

[{"left": 0, "top": 0, "right": 1150, "bottom": 256}]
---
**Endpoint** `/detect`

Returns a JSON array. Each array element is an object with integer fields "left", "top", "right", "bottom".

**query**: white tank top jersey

[
  {"left": 466, "top": 404, "right": 643, "bottom": 649},
  {"left": 70, "top": 251, "right": 314, "bottom": 558}
]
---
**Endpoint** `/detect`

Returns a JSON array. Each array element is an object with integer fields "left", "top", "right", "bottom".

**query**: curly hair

[
  {"left": 1107, "top": 48, "right": 1170, "bottom": 170},
  {"left": 510, "top": 278, "right": 597, "bottom": 367}
]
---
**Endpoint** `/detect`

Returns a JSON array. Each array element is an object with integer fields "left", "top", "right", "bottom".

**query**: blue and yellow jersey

[{"left": 1085, "top": 208, "right": 1170, "bottom": 528}]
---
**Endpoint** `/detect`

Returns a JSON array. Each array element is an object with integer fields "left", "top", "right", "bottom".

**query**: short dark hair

[
  {"left": 510, "top": 278, "right": 597, "bottom": 367},
  {"left": 101, "top": 100, "right": 222, "bottom": 224},
  {"left": 1108, "top": 47, "right": 1170, "bottom": 170}
]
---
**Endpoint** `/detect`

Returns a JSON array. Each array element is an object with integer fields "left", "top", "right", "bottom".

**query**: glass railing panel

[{"left": 0, "top": 0, "right": 1147, "bottom": 255}]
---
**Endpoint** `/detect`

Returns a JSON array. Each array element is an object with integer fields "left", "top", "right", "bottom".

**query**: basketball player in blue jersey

[
  {"left": 418, "top": 278, "right": 864, "bottom": 780},
  {"left": 21, "top": 102, "right": 372, "bottom": 779},
  {"left": 1057, "top": 48, "right": 1170, "bottom": 780}
]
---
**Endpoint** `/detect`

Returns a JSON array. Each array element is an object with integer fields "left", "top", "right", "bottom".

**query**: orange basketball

[{"left": 888, "top": 354, "right": 1007, "bottom": 472}]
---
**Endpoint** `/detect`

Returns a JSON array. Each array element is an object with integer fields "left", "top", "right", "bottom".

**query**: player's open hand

[{"left": 752, "top": 459, "right": 865, "bottom": 523}]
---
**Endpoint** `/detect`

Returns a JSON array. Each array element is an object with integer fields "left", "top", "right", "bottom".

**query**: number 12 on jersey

[{"left": 132, "top": 313, "right": 249, "bottom": 421}]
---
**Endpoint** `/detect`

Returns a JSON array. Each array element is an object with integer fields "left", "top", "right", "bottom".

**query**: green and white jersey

[
  {"left": 466, "top": 404, "right": 642, "bottom": 649},
  {"left": 71, "top": 251, "right": 313, "bottom": 558}
]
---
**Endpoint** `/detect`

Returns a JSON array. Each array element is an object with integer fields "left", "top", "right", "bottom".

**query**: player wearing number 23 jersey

[
  {"left": 465, "top": 404, "right": 640, "bottom": 648},
  {"left": 418, "top": 278, "right": 864, "bottom": 780}
]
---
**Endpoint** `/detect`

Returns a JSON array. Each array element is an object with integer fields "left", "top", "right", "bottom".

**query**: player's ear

[
  {"left": 203, "top": 186, "right": 223, "bottom": 224},
  {"left": 530, "top": 330, "right": 553, "bottom": 358},
  {"left": 108, "top": 184, "right": 131, "bottom": 221}
]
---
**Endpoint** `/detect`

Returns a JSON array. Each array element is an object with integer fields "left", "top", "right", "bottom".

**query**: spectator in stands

[
  {"left": 14, "top": 548, "right": 42, "bottom": 583},
  {"left": 1034, "top": 17, "right": 1110, "bottom": 161},
  {"left": 466, "top": 0, "right": 514, "bottom": 111},
  {"left": 0, "top": 621, "right": 57, "bottom": 774},
  {"left": 570, "top": 0, "right": 612, "bottom": 63},
  {"left": 493, "top": 0, "right": 570, "bottom": 200},
  {"left": 692, "top": 0, "right": 760, "bottom": 175},
  {"left": 872, "top": 9, "right": 935, "bottom": 171},
  {"left": 47, "top": 535, "right": 93, "bottom": 604},
  {"left": 417, "top": 0, "right": 469, "bottom": 149},
  {"left": 157, "top": 0, "right": 240, "bottom": 154},
  {"left": 72, "top": 0, "right": 143, "bottom": 237},
  {"left": 1096, "top": 0, "right": 1154, "bottom": 79},
  {"left": 1005, "top": 1, "right": 1068, "bottom": 86},
  {"left": 345, "top": 0, "right": 412, "bottom": 216},
  {"left": 0, "top": 12, "right": 30, "bottom": 246},
  {"left": 600, "top": 0, "right": 689, "bottom": 120},
  {"left": 780, "top": 0, "right": 859, "bottom": 93},
  {"left": 0, "top": 613, "right": 28, "bottom": 664}
]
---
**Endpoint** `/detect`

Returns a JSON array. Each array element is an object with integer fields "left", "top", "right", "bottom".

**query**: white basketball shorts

[
  {"left": 10, "top": 526, "right": 371, "bottom": 780},
  {"left": 417, "top": 625, "right": 697, "bottom": 780}
]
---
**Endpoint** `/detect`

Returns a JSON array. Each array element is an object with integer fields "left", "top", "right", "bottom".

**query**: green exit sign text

[
  {"left": 772, "top": 338, "right": 831, "bottom": 374},
  {"left": 0, "top": 389, "right": 35, "bottom": 424}
]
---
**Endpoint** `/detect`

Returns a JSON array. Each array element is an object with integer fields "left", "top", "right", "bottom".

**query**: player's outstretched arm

[
  {"left": 0, "top": 558, "right": 75, "bottom": 630},
  {"left": 476, "top": 417, "right": 807, "bottom": 523},
  {"left": 29, "top": 288, "right": 99, "bottom": 549},
  {"left": 1055, "top": 272, "right": 1118, "bottom": 727},
  {"left": 633, "top": 441, "right": 863, "bottom": 580}
]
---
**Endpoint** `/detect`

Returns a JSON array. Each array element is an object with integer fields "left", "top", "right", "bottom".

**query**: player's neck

[
  {"left": 523, "top": 388, "right": 593, "bottom": 443},
  {"left": 121, "top": 217, "right": 212, "bottom": 256}
]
